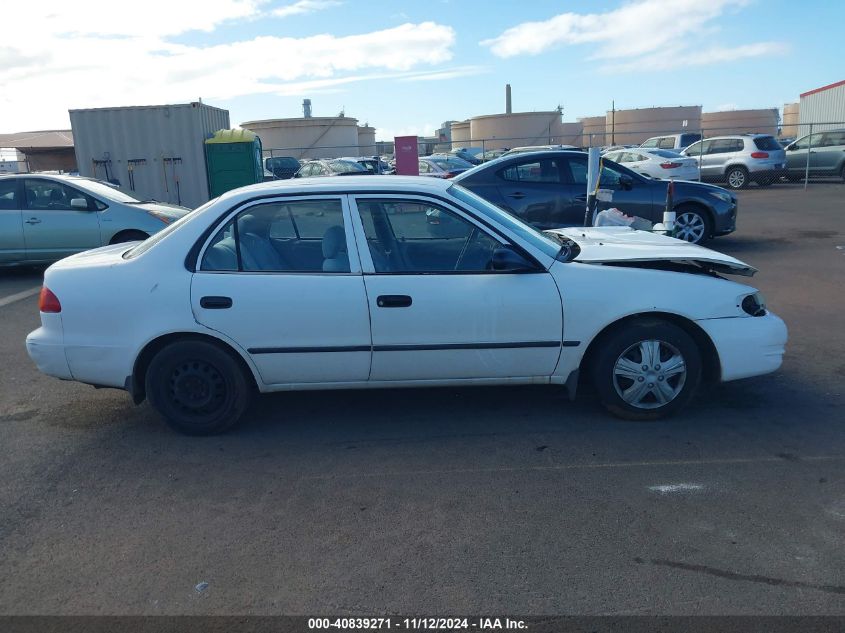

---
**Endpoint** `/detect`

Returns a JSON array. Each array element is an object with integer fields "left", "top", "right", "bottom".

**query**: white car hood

[{"left": 547, "top": 226, "right": 756, "bottom": 276}]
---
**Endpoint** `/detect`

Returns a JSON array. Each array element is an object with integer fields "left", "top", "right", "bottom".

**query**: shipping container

[{"left": 70, "top": 103, "right": 230, "bottom": 209}]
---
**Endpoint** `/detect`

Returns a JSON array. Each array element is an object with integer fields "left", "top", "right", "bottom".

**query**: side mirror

[
  {"left": 491, "top": 245, "right": 537, "bottom": 272},
  {"left": 619, "top": 174, "right": 634, "bottom": 190},
  {"left": 70, "top": 198, "right": 88, "bottom": 210}
]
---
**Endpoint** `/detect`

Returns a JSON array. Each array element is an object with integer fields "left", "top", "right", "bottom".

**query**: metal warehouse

[
  {"left": 798, "top": 79, "right": 845, "bottom": 134},
  {"left": 70, "top": 102, "right": 230, "bottom": 209}
]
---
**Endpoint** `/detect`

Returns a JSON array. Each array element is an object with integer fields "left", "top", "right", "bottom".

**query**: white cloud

[
  {"left": 602, "top": 42, "right": 789, "bottom": 73},
  {"left": 272, "top": 0, "right": 342, "bottom": 18},
  {"left": 480, "top": 0, "right": 786, "bottom": 72},
  {"left": 0, "top": 3, "right": 456, "bottom": 130}
]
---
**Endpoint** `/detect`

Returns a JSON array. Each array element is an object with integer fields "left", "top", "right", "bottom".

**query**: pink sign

[{"left": 394, "top": 136, "right": 419, "bottom": 176}]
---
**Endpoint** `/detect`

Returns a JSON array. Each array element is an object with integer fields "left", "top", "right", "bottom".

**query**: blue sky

[{"left": 3, "top": 0, "right": 843, "bottom": 138}]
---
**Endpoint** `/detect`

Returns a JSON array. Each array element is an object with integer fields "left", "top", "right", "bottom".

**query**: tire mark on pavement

[{"left": 636, "top": 558, "right": 845, "bottom": 596}]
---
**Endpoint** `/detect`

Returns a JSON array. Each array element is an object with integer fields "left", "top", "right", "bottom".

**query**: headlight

[
  {"left": 740, "top": 292, "right": 767, "bottom": 317},
  {"left": 146, "top": 210, "right": 174, "bottom": 224},
  {"left": 708, "top": 190, "right": 733, "bottom": 204}
]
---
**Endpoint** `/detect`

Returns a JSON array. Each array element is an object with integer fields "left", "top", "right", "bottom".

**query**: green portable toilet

[{"left": 204, "top": 129, "right": 263, "bottom": 197}]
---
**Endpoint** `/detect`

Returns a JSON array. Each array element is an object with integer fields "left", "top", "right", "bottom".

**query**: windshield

[
  {"left": 449, "top": 184, "right": 560, "bottom": 259},
  {"left": 330, "top": 160, "right": 366, "bottom": 173},
  {"left": 76, "top": 178, "right": 145, "bottom": 203},
  {"left": 430, "top": 156, "right": 473, "bottom": 169}
]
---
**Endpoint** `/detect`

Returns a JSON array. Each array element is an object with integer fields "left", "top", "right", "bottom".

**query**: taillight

[
  {"left": 39, "top": 287, "right": 61, "bottom": 313},
  {"left": 660, "top": 162, "right": 682, "bottom": 169},
  {"left": 750, "top": 152, "right": 769, "bottom": 159}
]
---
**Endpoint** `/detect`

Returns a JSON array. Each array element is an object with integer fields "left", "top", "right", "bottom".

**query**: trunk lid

[{"left": 548, "top": 226, "right": 756, "bottom": 276}]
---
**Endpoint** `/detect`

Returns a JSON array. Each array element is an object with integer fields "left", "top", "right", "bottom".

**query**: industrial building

[
  {"left": 798, "top": 79, "right": 845, "bottom": 134},
  {"left": 0, "top": 130, "right": 76, "bottom": 172},
  {"left": 70, "top": 102, "right": 230, "bottom": 209},
  {"left": 701, "top": 109, "right": 778, "bottom": 136}
]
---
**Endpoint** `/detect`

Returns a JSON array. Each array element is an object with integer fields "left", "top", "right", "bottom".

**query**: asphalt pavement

[{"left": 0, "top": 182, "right": 843, "bottom": 615}]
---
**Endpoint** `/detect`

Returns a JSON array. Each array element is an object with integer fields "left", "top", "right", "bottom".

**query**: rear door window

[
  {"left": 680, "top": 133, "right": 701, "bottom": 147},
  {"left": 657, "top": 137, "right": 677, "bottom": 149},
  {"left": 500, "top": 158, "right": 563, "bottom": 183},
  {"left": 821, "top": 131, "right": 845, "bottom": 147}
]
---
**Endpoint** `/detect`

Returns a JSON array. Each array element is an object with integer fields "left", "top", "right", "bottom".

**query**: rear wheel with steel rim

[
  {"left": 591, "top": 320, "right": 702, "bottom": 420},
  {"left": 146, "top": 340, "right": 252, "bottom": 435},
  {"left": 725, "top": 166, "right": 748, "bottom": 189},
  {"left": 673, "top": 206, "right": 711, "bottom": 244}
]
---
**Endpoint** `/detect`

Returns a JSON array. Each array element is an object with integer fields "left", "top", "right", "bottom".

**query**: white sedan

[
  {"left": 603, "top": 148, "right": 700, "bottom": 181},
  {"left": 26, "top": 177, "right": 787, "bottom": 435}
]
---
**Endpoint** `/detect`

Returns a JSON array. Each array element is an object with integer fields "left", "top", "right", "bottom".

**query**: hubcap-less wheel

[
  {"left": 727, "top": 169, "right": 747, "bottom": 189},
  {"left": 674, "top": 212, "right": 706, "bottom": 243},
  {"left": 613, "top": 339, "right": 687, "bottom": 409},
  {"left": 170, "top": 360, "right": 226, "bottom": 416}
]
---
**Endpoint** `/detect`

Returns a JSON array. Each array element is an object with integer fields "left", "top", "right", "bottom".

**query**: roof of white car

[{"left": 229, "top": 175, "right": 453, "bottom": 198}]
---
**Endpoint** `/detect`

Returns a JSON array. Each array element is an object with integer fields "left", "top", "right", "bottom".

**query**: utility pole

[{"left": 611, "top": 100, "right": 616, "bottom": 145}]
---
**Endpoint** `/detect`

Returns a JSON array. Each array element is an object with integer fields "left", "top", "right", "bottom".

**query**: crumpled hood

[
  {"left": 133, "top": 201, "right": 192, "bottom": 220},
  {"left": 547, "top": 226, "right": 756, "bottom": 276}
]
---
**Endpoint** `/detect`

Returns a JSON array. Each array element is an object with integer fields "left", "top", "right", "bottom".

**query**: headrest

[{"left": 322, "top": 225, "right": 347, "bottom": 258}]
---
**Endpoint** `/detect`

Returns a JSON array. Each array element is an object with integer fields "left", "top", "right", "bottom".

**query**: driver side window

[
  {"left": 355, "top": 198, "right": 503, "bottom": 273},
  {"left": 24, "top": 180, "right": 90, "bottom": 211}
]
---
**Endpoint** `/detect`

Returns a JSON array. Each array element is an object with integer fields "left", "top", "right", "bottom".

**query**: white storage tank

[
  {"left": 450, "top": 120, "right": 471, "bottom": 149},
  {"left": 607, "top": 106, "right": 702, "bottom": 145},
  {"left": 578, "top": 116, "right": 606, "bottom": 147},
  {"left": 70, "top": 102, "right": 230, "bottom": 209},
  {"left": 701, "top": 109, "right": 778, "bottom": 136},
  {"left": 357, "top": 126, "right": 376, "bottom": 156},
  {"left": 240, "top": 117, "right": 361, "bottom": 159},
  {"left": 468, "top": 111, "right": 566, "bottom": 150}
]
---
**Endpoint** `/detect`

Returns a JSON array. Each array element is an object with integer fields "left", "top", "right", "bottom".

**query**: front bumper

[{"left": 696, "top": 312, "right": 788, "bottom": 382}]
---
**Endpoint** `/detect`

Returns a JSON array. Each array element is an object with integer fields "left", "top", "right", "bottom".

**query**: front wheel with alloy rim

[
  {"left": 145, "top": 340, "right": 252, "bottom": 435},
  {"left": 591, "top": 320, "right": 702, "bottom": 421},
  {"left": 725, "top": 166, "right": 749, "bottom": 189},
  {"left": 673, "top": 207, "right": 711, "bottom": 244}
]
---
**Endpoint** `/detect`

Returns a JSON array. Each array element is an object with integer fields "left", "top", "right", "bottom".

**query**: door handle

[
  {"left": 376, "top": 295, "right": 412, "bottom": 308},
  {"left": 508, "top": 192, "right": 526, "bottom": 199},
  {"left": 200, "top": 296, "right": 233, "bottom": 309},
  {"left": 25, "top": 218, "right": 41, "bottom": 225}
]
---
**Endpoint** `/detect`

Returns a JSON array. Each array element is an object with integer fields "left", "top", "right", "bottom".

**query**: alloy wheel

[
  {"left": 727, "top": 169, "right": 747, "bottom": 188},
  {"left": 612, "top": 339, "right": 687, "bottom": 409},
  {"left": 674, "top": 212, "right": 706, "bottom": 243}
]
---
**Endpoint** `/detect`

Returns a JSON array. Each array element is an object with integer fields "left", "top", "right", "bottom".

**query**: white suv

[
  {"left": 682, "top": 135, "right": 786, "bottom": 189},
  {"left": 641, "top": 133, "right": 702, "bottom": 151}
]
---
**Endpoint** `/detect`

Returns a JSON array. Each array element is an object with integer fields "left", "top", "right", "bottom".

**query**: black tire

[
  {"left": 591, "top": 320, "right": 702, "bottom": 421},
  {"left": 725, "top": 166, "right": 749, "bottom": 189},
  {"left": 110, "top": 230, "right": 149, "bottom": 244},
  {"left": 145, "top": 340, "right": 252, "bottom": 435},
  {"left": 672, "top": 205, "right": 711, "bottom": 245}
]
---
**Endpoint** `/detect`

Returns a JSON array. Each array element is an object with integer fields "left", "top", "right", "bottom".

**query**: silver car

[
  {"left": 682, "top": 134, "right": 786, "bottom": 189},
  {"left": 0, "top": 174, "right": 191, "bottom": 266},
  {"left": 784, "top": 128, "right": 845, "bottom": 182}
]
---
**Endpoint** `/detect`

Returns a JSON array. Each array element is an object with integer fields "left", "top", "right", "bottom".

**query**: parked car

[
  {"left": 453, "top": 150, "right": 736, "bottom": 244},
  {"left": 681, "top": 135, "right": 785, "bottom": 189},
  {"left": 503, "top": 145, "right": 579, "bottom": 156},
  {"left": 602, "top": 148, "right": 699, "bottom": 181},
  {"left": 294, "top": 159, "right": 370, "bottom": 178},
  {"left": 448, "top": 147, "right": 484, "bottom": 165},
  {"left": 783, "top": 128, "right": 845, "bottom": 182},
  {"left": 264, "top": 156, "right": 301, "bottom": 180},
  {"left": 480, "top": 149, "right": 509, "bottom": 162},
  {"left": 418, "top": 155, "right": 474, "bottom": 178},
  {"left": 778, "top": 137, "right": 796, "bottom": 148},
  {"left": 641, "top": 133, "right": 702, "bottom": 151},
  {"left": 340, "top": 156, "right": 393, "bottom": 174},
  {"left": 26, "top": 176, "right": 786, "bottom": 434},
  {"left": 0, "top": 174, "right": 190, "bottom": 266}
]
